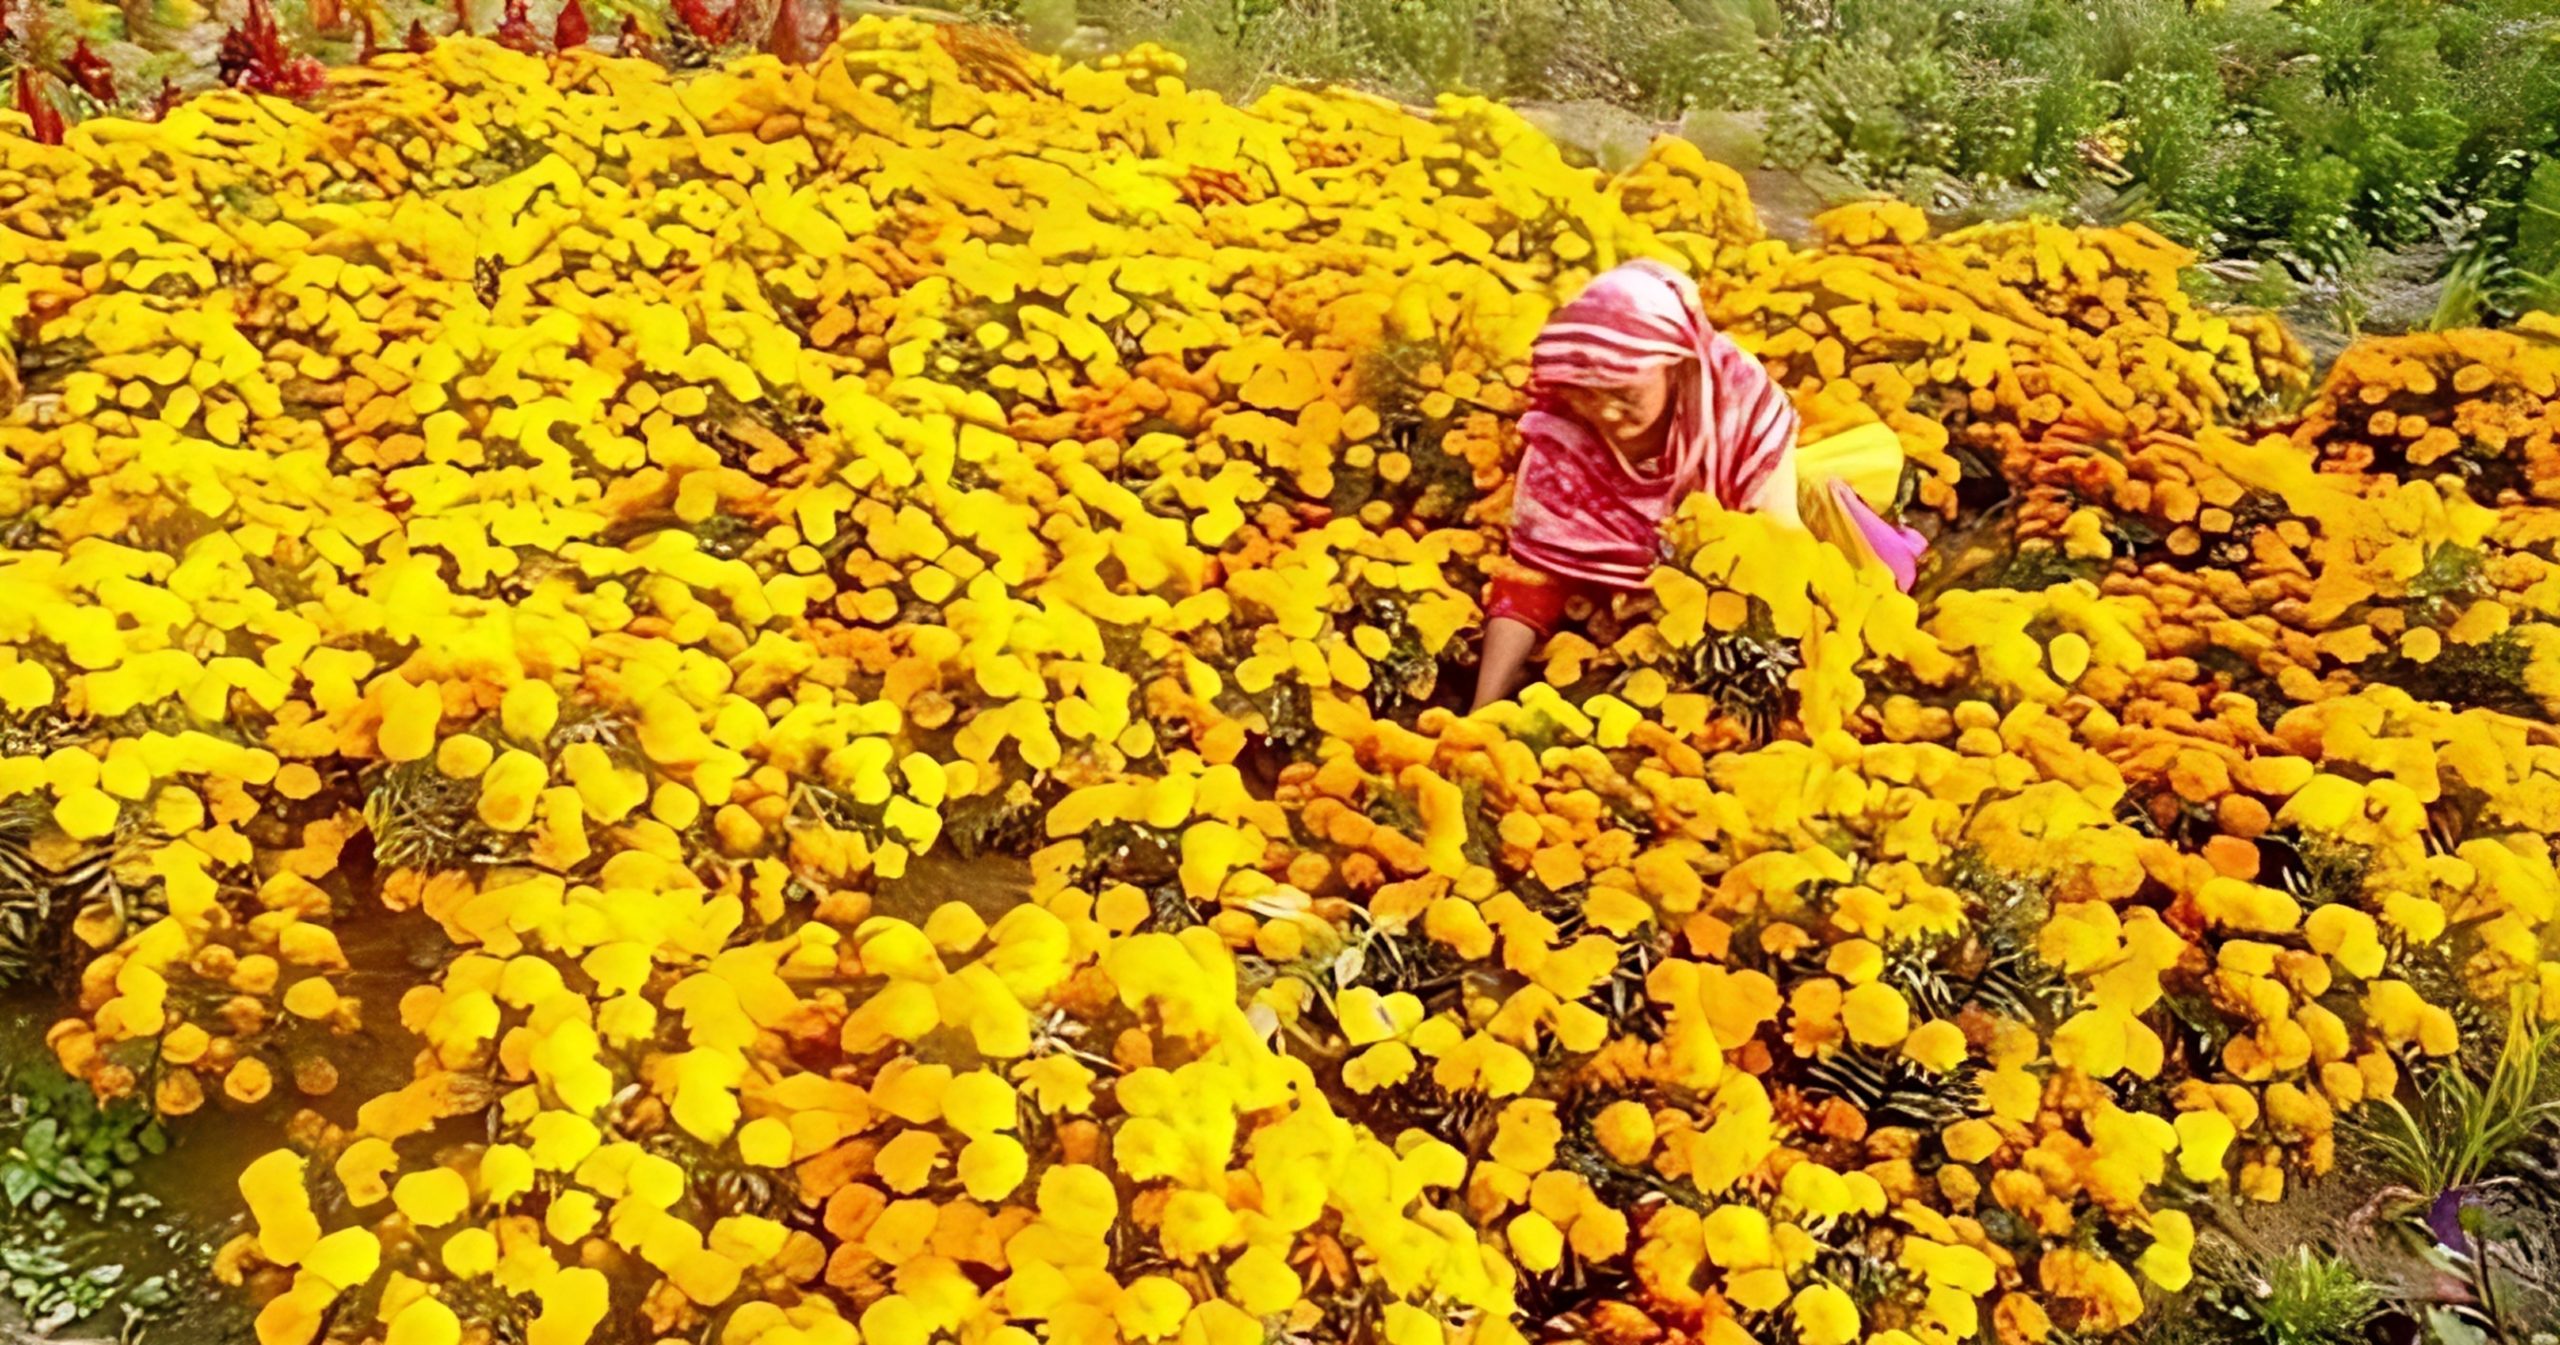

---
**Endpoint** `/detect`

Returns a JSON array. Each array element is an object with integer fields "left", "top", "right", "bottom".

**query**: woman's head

[
  {"left": 1551, "top": 376, "right": 1674, "bottom": 452},
  {"left": 1512, "top": 258, "right": 1807, "bottom": 527},
  {"left": 1531, "top": 260, "right": 1708, "bottom": 457}
]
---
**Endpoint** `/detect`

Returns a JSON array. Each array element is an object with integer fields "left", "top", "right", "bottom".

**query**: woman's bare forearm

[{"left": 1472, "top": 616, "right": 1542, "bottom": 712}]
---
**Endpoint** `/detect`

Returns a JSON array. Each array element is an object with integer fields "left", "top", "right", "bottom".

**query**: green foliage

[
  {"left": 0, "top": 1063, "right": 166, "bottom": 1218},
  {"left": 1682, "top": 623, "right": 1798, "bottom": 745},
  {"left": 2245, "top": 1248, "right": 2382, "bottom": 1345},
  {"left": 0, "top": 1061, "right": 178, "bottom": 1335},
  {"left": 1619, "top": 3, "right": 1782, "bottom": 119},
  {"left": 2498, "top": 154, "right": 2560, "bottom": 315},
  {"left": 364, "top": 752, "right": 515, "bottom": 873}
]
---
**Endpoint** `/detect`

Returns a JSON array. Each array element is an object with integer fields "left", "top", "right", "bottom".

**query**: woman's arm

[
  {"left": 1740, "top": 446, "right": 1805, "bottom": 529},
  {"left": 1472, "top": 616, "right": 1541, "bottom": 712}
]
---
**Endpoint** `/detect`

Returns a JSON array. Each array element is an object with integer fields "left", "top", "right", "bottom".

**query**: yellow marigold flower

[
  {"left": 2037, "top": 1247, "right": 2143, "bottom": 1332},
  {"left": 1781, "top": 1162, "right": 1861, "bottom": 1219},
  {"left": 1825, "top": 938, "right": 1884, "bottom": 984},
  {"left": 2051, "top": 1005, "right": 2165, "bottom": 1078},
  {"left": 1508, "top": 1210, "right": 1566, "bottom": 1273},
  {"left": 392, "top": 1168, "right": 471, "bottom": 1228},
  {"left": 441, "top": 1227, "right": 499, "bottom": 1279},
  {"left": 1901, "top": 1238, "right": 1995, "bottom": 1296},
  {"left": 875, "top": 1130, "right": 946, "bottom": 1194},
  {"left": 2173, "top": 1108, "right": 2236, "bottom": 1182},
  {"left": 1791, "top": 1283, "right": 1861, "bottom": 1345},
  {"left": 435, "top": 734, "right": 494, "bottom": 779},
  {"left": 1036, "top": 1163, "right": 1117, "bottom": 1238},
  {"left": 1224, "top": 1244, "right": 1300, "bottom": 1316},
  {"left": 1111, "top": 1275, "right": 1191, "bottom": 1339},
  {"left": 1840, "top": 980, "right": 1911, "bottom": 1047},
  {"left": 240, "top": 1150, "right": 321, "bottom": 1265},
  {"left": 1593, "top": 1100, "right": 1655, "bottom": 1165},
  {"left": 1015, "top": 1055, "right": 1097, "bottom": 1115},
  {"left": 1382, "top": 1304, "right": 1445, "bottom": 1345},
  {"left": 384, "top": 1297, "right": 462, "bottom": 1345},
  {"left": 1701, "top": 1204, "right": 1772, "bottom": 1270},
  {"left": 1727, "top": 1267, "right": 1792, "bottom": 1313},
  {"left": 302, "top": 1228, "right": 379, "bottom": 1293},
  {"left": 941, "top": 1070, "right": 1019, "bottom": 1139},
  {"left": 500, "top": 681, "right": 559, "bottom": 743},
  {"left": 2134, "top": 1209, "right": 2195, "bottom": 1291},
  {"left": 282, "top": 977, "right": 339, "bottom": 1020},
  {"left": 1344, "top": 1040, "right": 1420, "bottom": 1094},
  {"left": 737, "top": 1117, "right": 794, "bottom": 1167},
  {"left": 2382, "top": 893, "right": 2447, "bottom": 943},
  {"left": 1902, "top": 1019, "right": 1968, "bottom": 1072},
  {"left": 529, "top": 1267, "right": 609, "bottom": 1345},
  {"left": 255, "top": 1279, "right": 337, "bottom": 1345},
  {"left": 479, "top": 1144, "right": 536, "bottom": 1204},
  {"left": 225, "top": 1058, "right": 275, "bottom": 1105},
  {"left": 53, "top": 786, "right": 120, "bottom": 841},
  {"left": 2365, "top": 979, "right": 2461, "bottom": 1055},
  {"left": 1571, "top": 1203, "right": 1632, "bottom": 1260},
  {"left": 1339, "top": 986, "right": 1426, "bottom": 1045},
  {"left": 545, "top": 1190, "right": 602, "bottom": 1247},
  {"left": 671, "top": 1247, "right": 743, "bottom": 1307},
  {"left": 1425, "top": 898, "right": 1498, "bottom": 960},
  {"left": 958, "top": 1135, "right": 1028, "bottom": 1201},
  {"left": 1489, "top": 1100, "right": 1561, "bottom": 1173},
  {"left": 1158, "top": 1190, "right": 1240, "bottom": 1263},
  {"left": 472, "top": 749, "right": 547, "bottom": 831},
  {"left": 377, "top": 679, "right": 443, "bottom": 763},
  {"left": 335, "top": 1138, "right": 398, "bottom": 1208},
  {"left": 1944, "top": 1119, "right": 2003, "bottom": 1165},
  {"left": 526, "top": 1112, "right": 601, "bottom": 1172}
]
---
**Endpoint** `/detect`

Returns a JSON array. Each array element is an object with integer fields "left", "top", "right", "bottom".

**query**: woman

[{"left": 1472, "top": 258, "right": 1924, "bottom": 712}]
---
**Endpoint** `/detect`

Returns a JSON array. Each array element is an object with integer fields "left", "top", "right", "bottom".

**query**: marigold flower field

[{"left": 2, "top": 16, "right": 2558, "bottom": 1345}]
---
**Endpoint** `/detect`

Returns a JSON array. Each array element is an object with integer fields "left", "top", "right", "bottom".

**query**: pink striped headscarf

[{"left": 1508, "top": 259, "right": 1802, "bottom": 591}]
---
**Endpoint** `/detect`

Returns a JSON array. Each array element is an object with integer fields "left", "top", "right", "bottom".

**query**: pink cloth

[
  {"left": 1837, "top": 477, "right": 1927, "bottom": 591},
  {"left": 1508, "top": 260, "right": 1801, "bottom": 592},
  {"left": 1507, "top": 258, "right": 1924, "bottom": 595}
]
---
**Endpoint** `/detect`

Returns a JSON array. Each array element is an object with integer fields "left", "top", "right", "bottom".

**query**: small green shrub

[
  {"left": 2246, "top": 1248, "right": 2382, "bottom": 1345},
  {"left": 0, "top": 1062, "right": 179, "bottom": 1334}
]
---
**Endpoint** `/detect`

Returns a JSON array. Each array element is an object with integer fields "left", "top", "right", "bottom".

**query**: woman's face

[{"left": 1555, "top": 374, "right": 1672, "bottom": 453}]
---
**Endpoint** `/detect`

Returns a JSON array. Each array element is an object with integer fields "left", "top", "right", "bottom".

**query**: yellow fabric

[
  {"left": 1795, "top": 421, "right": 1907, "bottom": 511},
  {"left": 1792, "top": 421, "right": 1909, "bottom": 578},
  {"left": 1797, "top": 472, "right": 1869, "bottom": 569}
]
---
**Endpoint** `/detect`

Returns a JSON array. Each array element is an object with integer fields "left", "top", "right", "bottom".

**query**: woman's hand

[{"left": 1744, "top": 448, "right": 1805, "bottom": 530}]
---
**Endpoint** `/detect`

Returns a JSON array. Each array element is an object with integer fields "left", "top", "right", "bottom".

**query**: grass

[{"left": 2349, "top": 993, "right": 2560, "bottom": 1199}]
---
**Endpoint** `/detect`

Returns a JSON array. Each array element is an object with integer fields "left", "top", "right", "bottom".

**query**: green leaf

[
  {"left": 22, "top": 1118, "right": 58, "bottom": 1163},
  {"left": 2424, "top": 1306, "right": 2490, "bottom": 1345},
  {"left": 53, "top": 1157, "right": 105, "bottom": 1193}
]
